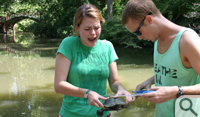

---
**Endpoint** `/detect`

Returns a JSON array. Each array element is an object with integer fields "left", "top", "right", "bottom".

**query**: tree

[{"left": 107, "top": 0, "right": 113, "bottom": 20}]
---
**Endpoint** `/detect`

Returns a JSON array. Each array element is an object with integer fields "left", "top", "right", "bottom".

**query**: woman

[{"left": 54, "top": 4, "right": 133, "bottom": 117}]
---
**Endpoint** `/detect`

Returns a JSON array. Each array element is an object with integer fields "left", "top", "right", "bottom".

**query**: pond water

[{"left": 0, "top": 33, "right": 155, "bottom": 117}]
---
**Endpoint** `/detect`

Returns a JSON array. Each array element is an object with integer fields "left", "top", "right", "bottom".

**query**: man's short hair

[{"left": 122, "top": 0, "right": 161, "bottom": 25}]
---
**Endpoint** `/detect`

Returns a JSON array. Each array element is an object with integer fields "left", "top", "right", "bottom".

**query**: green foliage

[
  {"left": 0, "top": 0, "right": 14, "bottom": 12},
  {"left": 100, "top": 0, "right": 154, "bottom": 48},
  {"left": 5, "top": 2, "right": 41, "bottom": 14},
  {"left": 15, "top": 19, "right": 35, "bottom": 32},
  {"left": 154, "top": 0, "right": 200, "bottom": 33},
  {"left": 100, "top": 16, "right": 154, "bottom": 48},
  {"left": 28, "top": 0, "right": 64, "bottom": 37},
  {"left": 1, "top": 1, "right": 41, "bottom": 34},
  {"left": 29, "top": 0, "right": 80, "bottom": 37},
  {"left": 1, "top": 0, "right": 199, "bottom": 48},
  {"left": 100, "top": 0, "right": 200, "bottom": 48},
  {"left": 29, "top": 0, "right": 107, "bottom": 38}
]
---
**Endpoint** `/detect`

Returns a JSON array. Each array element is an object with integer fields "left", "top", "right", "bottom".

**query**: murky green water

[{"left": 0, "top": 33, "right": 155, "bottom": 117}]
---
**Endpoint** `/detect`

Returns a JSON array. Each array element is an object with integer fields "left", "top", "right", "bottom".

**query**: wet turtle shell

[
  {"left": 97, "top": 97, "right": 129, "bottom": 117},
  {"left": 103, "top": 97, "right": 126, "bottom": 109}
]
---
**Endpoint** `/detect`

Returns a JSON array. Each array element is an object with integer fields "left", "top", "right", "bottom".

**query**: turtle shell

[
  {"left": 97, "top": 97, "right": 128, "bottom": 116},
  {"left": 103, "top": 97, "right": 126, "bottom": 107}
]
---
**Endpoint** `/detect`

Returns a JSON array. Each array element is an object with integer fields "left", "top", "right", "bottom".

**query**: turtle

[{"left": 97, "top": 97, "right": 129, "bottom": 117}]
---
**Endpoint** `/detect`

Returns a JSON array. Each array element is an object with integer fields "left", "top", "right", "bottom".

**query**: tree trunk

[{"left": 107, "top": 0, "right": 113, "bottom": 20}]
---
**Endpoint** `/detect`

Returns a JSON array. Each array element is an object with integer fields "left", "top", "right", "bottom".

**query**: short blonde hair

[
  {"left": 73, "top": 4, "right": 105, "bottom": 36},
  {"left": 122, "top": 0, "right": 161, "bottom": 25}
]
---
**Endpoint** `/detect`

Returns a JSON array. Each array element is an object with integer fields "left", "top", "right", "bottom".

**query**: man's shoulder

[
  {"left": 179, "top": 28, "right": 200, "bottom": 65},
  {"left": 181, "top": 29, "right": 199, "bottom": 43}
]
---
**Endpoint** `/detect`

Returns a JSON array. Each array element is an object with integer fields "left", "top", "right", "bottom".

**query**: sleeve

[
  {"left": 56, "top": 36, "right": 74, "bottom": 61},
  {"left": 107, "top": 41, "right": 118, "bottom": 64}
]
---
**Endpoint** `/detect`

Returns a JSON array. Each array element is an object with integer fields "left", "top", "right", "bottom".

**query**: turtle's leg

[
  {"left": 114, "top": 105, "right": 122, "bottom": 110},
  {"left": 123, "top": 104, "right": 129, "bottom": 108},
  {"left": 97, "top": 108, "right": 110, "bottom": 116},
  {"left": 97, "top": 109, "right": 104, "bottom": 117}
]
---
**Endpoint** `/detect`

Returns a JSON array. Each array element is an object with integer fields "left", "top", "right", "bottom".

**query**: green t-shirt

[
  {"left": 57, "top": 36, "right": 118, "bottom": 117},
  {"left": 154, "top": 28, "right": 200, "bottom": 117}
]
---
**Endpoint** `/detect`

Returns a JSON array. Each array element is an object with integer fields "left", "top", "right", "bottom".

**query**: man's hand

[{"left": 140, "top": 86, "right": 178, "bottom": 103}]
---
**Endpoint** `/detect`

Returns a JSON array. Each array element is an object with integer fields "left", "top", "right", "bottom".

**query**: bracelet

[
  {"left": 177, "top": 87, "right": 184, "bottom": 98},
  {"left": 84, "top": 89, "right": 91, "bottom": 99}
]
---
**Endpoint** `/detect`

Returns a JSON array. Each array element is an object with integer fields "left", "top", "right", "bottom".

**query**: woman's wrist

[{"left": 84, "top": 89, "right": 91, "bottom": 99}]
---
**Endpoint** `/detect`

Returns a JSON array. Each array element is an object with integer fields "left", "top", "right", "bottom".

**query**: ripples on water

[{"left": 0, "top": 33, "right": 155, "bottom": 117}]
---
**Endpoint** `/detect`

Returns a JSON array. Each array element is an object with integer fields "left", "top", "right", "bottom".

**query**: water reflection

[
  {"left": 0, "top": 55, "right": 60, "bottom": 117},
  {"left": 0, "top": 33, "right": 155, "bottom": 117}
]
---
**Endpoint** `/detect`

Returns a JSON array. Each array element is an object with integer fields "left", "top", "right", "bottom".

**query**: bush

[{"left": 100, "top": 16, "right": 154, "bottom": 48}]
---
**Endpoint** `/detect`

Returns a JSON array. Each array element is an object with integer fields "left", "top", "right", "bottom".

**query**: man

[{"left": 122, "top": 0, "right": 200, "bottom": 117}]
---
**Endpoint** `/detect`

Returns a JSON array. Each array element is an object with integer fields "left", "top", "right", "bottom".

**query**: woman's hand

[
  {"left": 115, "top": 89, "right": 135, "bottom": 105},
  {"left": 87, "top": 90, "right": 109, "bottom": 108}
]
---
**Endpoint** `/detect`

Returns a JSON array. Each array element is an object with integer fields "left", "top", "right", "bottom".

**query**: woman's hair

[
  {"left": 122, "top": 0, "right": 161, "bottom": 25},
  {"left": 73, "top": 4, "right": 105, "bottom": 36}
]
